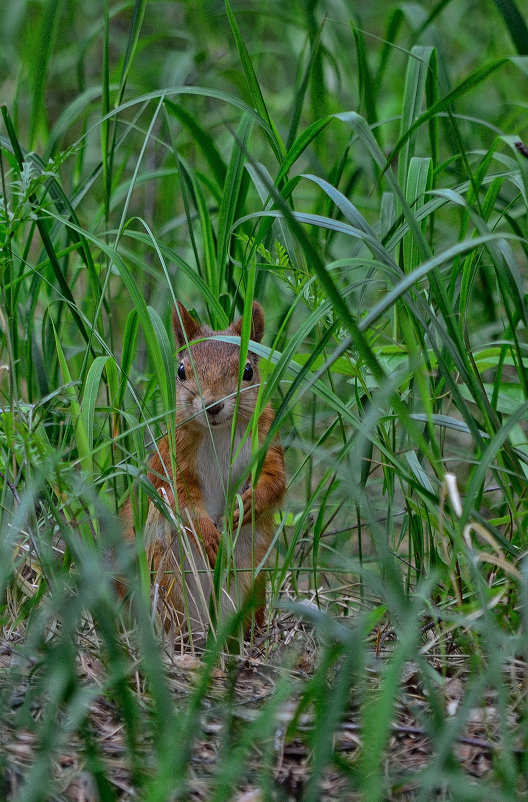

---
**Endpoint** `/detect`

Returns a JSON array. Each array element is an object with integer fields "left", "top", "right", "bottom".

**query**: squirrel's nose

[{"left": 207, "top": 401, "right": 225, "bottom": 418}]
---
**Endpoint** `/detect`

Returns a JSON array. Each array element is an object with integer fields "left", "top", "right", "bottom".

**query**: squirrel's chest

[{"left": 196, "top": 427, "right": 252, "bottom": 522}]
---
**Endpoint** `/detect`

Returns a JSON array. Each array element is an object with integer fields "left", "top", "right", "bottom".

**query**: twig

[{"left": 0, "top": 471, "right": 20, "bottom": 504}]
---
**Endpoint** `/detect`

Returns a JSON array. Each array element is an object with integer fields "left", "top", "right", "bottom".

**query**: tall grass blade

[
  {"left": 216, "top": 114, "right": 252, "bottom": 292},
  {"left": 51, "top": 321, "right": 92, "bottom": 479},
  {"left": 286, "top": 22, "right": 324, "bottom": 151},
  {"left": 225, "top": 0, "right": 285, "bottom": 162},
  {"left": 164, "top": 99, "right": 227, "bottom": 188},
  {"left": 492, "top": 0, "right": 528, "bottom": 54},
  {"left": 81, "top": 355, "right": 113, "bottom": 461},
  {"left": 116, "top": 0, "right": 147, "bottom": 106},
  {"left": 351, "top": 16, "right": 380, "bottom": 144},
  {"left": 398, "top": 46, "right": 434, "bottom": 192},
  {"left": 28, "top": 0, "right": 65, "bottom": 147}
]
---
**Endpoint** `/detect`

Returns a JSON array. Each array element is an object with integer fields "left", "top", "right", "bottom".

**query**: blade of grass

[
  {"left": 176, "top": 155, "right": 219, "bottom": 304},
  {"left": 398, "top": 46, "right": 434, "bottom": 192},
  {"left": 403, "top": 156, "right": 432, "bottom": 272},
  {"left": 286, "top": 20, "right": 324, "bottom": 151},
  {"left": 29, "top": 0, "right": 65, "bottom": 147},
  {"left": 216, "top": 114, "right": 253, "bottom": 293},
  {"left": 351, "top": 15, "right": 380, "bottom": 145},
  {"left": 164, "top": 99, "right": 227, "bottom": 189},
  {"left": 51, "top": 320, "right": 92, "bottom": 481},
  {"left": 225, "top": 0, "right": 285, "bottom": 163},
  {"left": 492, "top": 0, "right": 528, "bottom": 54},
  {"left": 81, "top": 355, "right": 113, "bottom": 461}
]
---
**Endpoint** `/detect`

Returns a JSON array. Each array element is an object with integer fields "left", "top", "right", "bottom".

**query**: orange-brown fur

[{"left": 121, "top": 301, "right": 285, "bottom": 637}]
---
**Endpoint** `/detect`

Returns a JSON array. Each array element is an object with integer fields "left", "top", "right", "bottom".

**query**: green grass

[{"left": 2, "top": 0, "right": 528, "bottom": 799}]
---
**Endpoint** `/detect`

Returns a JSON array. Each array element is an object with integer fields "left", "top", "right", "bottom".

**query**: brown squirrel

[{"left": 121, "top": 301, "right": 285, "bottom": 637}]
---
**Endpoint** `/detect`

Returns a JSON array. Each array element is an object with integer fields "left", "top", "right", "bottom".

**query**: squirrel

[{"left": 121, "top": 301, "right": 286, "bottom": 637}]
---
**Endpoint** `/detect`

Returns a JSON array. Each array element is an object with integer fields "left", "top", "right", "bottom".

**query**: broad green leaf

[{"left": 81, "top": 355, "right": 113, "bottom": 457}]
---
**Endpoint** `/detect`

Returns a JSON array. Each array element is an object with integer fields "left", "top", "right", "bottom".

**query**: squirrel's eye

[
  {"left": 243, "top": 362, "right": 253, "bottom": 381},
  {"left": 177, "top": 363, "right": 186, "bottom": 381}
]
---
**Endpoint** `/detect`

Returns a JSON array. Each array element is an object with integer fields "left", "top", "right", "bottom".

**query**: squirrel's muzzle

[{"left": 206, "top": 401, "right": 225, "bottom": 420}]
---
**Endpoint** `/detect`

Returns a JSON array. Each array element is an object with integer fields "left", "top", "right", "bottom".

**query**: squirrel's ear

[
  {"left": 173, "top": 302, "right": 201, "bottom": 348},
  {"left": 232, "top": 302, "right": 265, "bottom": 343}
]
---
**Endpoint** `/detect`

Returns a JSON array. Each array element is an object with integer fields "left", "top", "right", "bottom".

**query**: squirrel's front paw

[
  {"left": 197, "top": 517, "right": 221, "bottom": 568},
  {"left": 204, "top": 541, "right": 218, "bottom": 568},
  {"left": 232, "top": 488, "right": 254, "bottom": 528}
]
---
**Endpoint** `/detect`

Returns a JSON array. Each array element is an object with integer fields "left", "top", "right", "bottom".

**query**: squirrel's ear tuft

[
  {"left": 250, "top": 302, "right": 265, "bottom": 342},
  {"left": 232, "top": 301, "right": 265, "bottom": 343},
  {"left": 173, "top": 302, "right": 201, "bottom": 347}
]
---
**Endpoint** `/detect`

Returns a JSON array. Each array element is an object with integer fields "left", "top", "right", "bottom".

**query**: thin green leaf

[
  {"left": 52, "top": 321, "right": 92, "bottom": 479},
  {"left": 492, "top": 0, "right": 528, "bottom": 54},
  {"left": 225, "top": 0, "right": 285, "bottom": 162},
  {"left": 216, "top": 114, "right": 253, "bottom": 292},
  {"left": 286, "top": 21, "right": 325, "bottom": 150},
  {"left": 118, "top": 309, "right": 139, "bottom": 409},
  {"left": 164, "top": 99, "right": 227, "bottom": 188},
  {"left": 351, "top": 16, "right": 380, "bottom": 142},
  {"left": 29, "top": 0, "right": 65, "bottom": 147},
  {"left": 398, "top": 46, "right": 434, "bottom": 191},
  {"left": 81, "top": 356, "right": 112, "bottom": 458}
]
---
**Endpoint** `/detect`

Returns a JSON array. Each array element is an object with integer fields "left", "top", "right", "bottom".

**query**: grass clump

[{"left": 2, "top": 0, "right": 528, "bottom": 799}]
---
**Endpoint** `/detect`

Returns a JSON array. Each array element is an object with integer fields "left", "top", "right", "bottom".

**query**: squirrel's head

[{"left": 173, "top": 302, "right": 265, "bottom": 428}]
